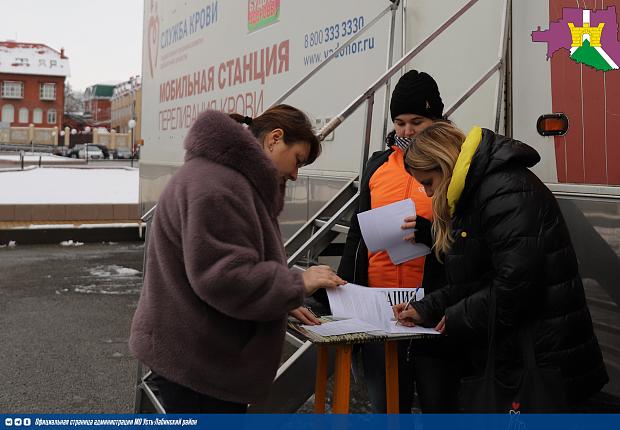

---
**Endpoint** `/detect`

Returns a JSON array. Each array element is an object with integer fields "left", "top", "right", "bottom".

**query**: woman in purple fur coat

[{"left": 130, "top": 105, "right": 344, "bottom": 413}]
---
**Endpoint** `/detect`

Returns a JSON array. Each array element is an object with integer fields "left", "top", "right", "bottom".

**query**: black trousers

[
  {"left": 360, "top": 339, "right": 461, "bottom": 413},
  {"left": 150, "top": 373, "right": 248, "bottom": 414}
]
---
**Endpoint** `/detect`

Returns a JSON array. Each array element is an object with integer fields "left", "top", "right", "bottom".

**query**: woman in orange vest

[{"left": 337, "top": 70, "right": 459, "bottom": 413}]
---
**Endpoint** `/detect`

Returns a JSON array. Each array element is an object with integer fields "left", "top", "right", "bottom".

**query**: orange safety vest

[{"left": 367, "top": 147, "right": 433, "bottom": 289}]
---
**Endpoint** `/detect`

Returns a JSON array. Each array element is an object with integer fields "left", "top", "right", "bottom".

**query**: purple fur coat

[{"left": 129, "top": 110, "right": 305, "bottom": 404}]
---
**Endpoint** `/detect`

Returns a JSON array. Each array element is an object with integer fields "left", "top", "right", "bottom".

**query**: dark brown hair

[{"left": 230, "top": 104, "right": 321, "bottom": 165}]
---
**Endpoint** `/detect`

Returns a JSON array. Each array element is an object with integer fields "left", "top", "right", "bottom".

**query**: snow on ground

[
  {"left": 0, "top": 167, "right": 138, "bottom": 204},
  {"left": 60, "top": 240, "right": 84, "bottom": 247},
  {"left": 88, "top": 264, "right": 141, "bottom": 278},
  {"left": 0, "top": 154, "right": 78, "bottom": 163},
  {"left": 16, "top": 223, "right": 144, "bottom": 230},
  {"left": 69, "top": 284, "right": 142, "bottom": 295},
  {"left": 59, "top": 264, "right": 143, "bottom": 295}
]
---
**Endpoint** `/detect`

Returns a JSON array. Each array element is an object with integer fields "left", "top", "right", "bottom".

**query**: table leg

[
  {"left": 332, "top": 344, "right": 352, "bottom": 414},
  {"left": 385, "top": 340, "right": 400, "bottom": 414},
  {"left": 314, "top": 346, "right": 329, "bottom": 413}
]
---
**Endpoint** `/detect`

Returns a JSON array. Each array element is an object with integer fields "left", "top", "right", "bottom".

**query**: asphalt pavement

[
  {"left": 0, "top": 242, "right": 144, "bottom": 413},
  {"left": 0, "top": 242, "right": 374, "bottom": 413}
]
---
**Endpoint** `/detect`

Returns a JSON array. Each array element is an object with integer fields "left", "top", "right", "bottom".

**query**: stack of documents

[
  {"left": 302, "top": 283, "right": 440, "bottom": 337},
  {"left": 357, "top": 199, "right": 431, "bottom": 265}
]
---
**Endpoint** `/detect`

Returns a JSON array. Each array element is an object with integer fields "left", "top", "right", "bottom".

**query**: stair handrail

[
  {"left": 287, "top": 192, "right": 360, "bottom": 267},
  {"left": 284, "top": 176, "right": 358, "bottom": 251},
  {"left": 284, "top": 0, "right": 516, "bottom": 271},
  {"left": 141, "top": 204, "right": 157, "bottom": 223},
  {"left": 315, "top": 0, "right": 479, "bottom": 143},
  {"left": 270, "top": 0, "right": 402, "bottom": 107}
]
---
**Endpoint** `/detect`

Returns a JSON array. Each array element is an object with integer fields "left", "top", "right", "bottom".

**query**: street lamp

[
  {"left": 128, "top": 119, "right": 136, "bottom": 168},
  {"left": 83, "top": 126, "right": 91, "bottom": 164},
  {"left": 29, "top": 123, "right": 35, "bottom": 155},
  {"left": 70, "top": 128, "right": 77, "bottom": 161},
  {"left": 59, "top": 130, "right": 65, "bottom": 155},
  {"left": 50, "top": 131, "right": 56, "bottom": 164}
]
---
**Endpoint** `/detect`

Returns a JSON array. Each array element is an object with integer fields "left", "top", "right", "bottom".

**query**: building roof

[
  {"left": 112, "top": 76, "right": 141, "bottom": 99},
  {"left": 0, "top": 41, "right": 70, "bottom": 77},
  {"left": 63, "top": 112, "right": 96, "bottom": 128},
  {"left": 84, "top": 84, "right": 116, "bottom": 99}
]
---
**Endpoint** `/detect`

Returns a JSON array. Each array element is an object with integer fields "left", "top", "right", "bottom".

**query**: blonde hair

[{"left": 404, "top": 122, "right": 465, "bottom": 260}]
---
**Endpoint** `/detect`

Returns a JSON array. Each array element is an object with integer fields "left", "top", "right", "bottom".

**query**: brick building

[
  {"left": 0, "top": 41, "right": 69, "bottom": 129},
  {"left": 83, "top": 84, "right": 115, "bottom": 127}
]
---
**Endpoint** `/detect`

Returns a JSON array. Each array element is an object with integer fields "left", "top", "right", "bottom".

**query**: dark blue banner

[{"left": 2, "top": 414, "right": 620, "bottom": 430}]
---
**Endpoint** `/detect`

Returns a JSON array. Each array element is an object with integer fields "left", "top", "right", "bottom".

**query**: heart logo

[
  {"left": 147, "top": 0, "right": 160, "bottom": 79},
  {"left": 512, "top": 401, "right": 521, "bottom": 410}
]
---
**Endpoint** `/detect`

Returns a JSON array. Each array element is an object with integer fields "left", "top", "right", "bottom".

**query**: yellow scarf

[{"left": 446, "top": 126, "right": 483, "bottom": 217}]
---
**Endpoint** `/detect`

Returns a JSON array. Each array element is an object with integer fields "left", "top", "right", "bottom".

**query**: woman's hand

[
  {"left": 392, "top": 302, "right": 423, "bottom": 327},
  {"left": 401, "top": 215, "right": 417, "bottom": 242},
  {"left": 435, "top": 316, "right": 446, "bottom": 334},
  {"left": 301, "top": 265, "right": 346, "bottom": 296},
  {"left": 289, "top": 306, "right": 321, "bottom": 325}
]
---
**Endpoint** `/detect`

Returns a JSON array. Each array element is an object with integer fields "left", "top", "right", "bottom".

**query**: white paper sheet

[
  {"left": 377, "top": 287, "right": 425, "bottom": 308},
  {"left": 387, "top": 322, "right": 440, "bottom": 335},
  {"left": 326, "top": 283, "right": 439, "bottom": 336},
  {"left": 357, "top": 199, "right": 431, "bottom": 264},
  {"left": 302, "top": 318, "right": 381, "bottom": 337},
  {"left": 327, "top": 283, "right": 388, "bottom": 330}
]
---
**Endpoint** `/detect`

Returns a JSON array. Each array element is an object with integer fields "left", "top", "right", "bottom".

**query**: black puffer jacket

[{"left": 411, "top": 128, "right": 608, "bottom": 403}]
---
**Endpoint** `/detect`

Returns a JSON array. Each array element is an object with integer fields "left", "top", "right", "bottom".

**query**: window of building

[
  {"left": 40, "top": 83, "right": 56, "bottom": 101},
  {"left": 1, "top": 81, "right": 24, "bottom": 99},
  {"left": 47, "top": 109, "right": 57, "bottom": 124},
  {"left": 18, "top": 107, "right": 28, "bottom": 123},
  {"left": 1, "top": 104, "right": 15, "bottom": 123},
  {"left": 33, "top": 108, "right": 43, "bottom": 124}
]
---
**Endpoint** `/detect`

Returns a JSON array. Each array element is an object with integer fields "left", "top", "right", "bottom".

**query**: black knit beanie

[{"left": 390, "top": 70, "right": 444, "bottom": 121}]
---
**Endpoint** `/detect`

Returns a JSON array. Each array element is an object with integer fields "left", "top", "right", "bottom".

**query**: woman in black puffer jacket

[{"left": 395, "top": 122, "right": 608, "bottom": 409}]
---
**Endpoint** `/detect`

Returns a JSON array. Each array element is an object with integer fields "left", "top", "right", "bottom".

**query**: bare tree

[{"left": 64, "top": 82, "right": 84, "bottom": 113}]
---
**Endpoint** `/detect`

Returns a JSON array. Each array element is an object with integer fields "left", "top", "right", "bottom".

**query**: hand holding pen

[
  {"left": 392, "top": 287, "right": 422, "bottom": 327},
  {"left": 290, "top": 305, "right": 321, "bottom": 326}
]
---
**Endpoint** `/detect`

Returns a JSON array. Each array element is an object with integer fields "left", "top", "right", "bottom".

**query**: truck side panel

[
  {"left": 524, "top": 0, "right": 620, "bottom": 398},
  {"left": 548, "top": 0, "right": 620, "bottom": 185}
]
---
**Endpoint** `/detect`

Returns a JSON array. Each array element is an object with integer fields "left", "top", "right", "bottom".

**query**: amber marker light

[{"left": 536, "top": 113, "right": 569, "bottom": 136}]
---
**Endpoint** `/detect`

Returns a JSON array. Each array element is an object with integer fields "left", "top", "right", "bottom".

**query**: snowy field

[
  {"left": 0, "top": 166, "right": 138, "bottom": 204},
  {"left": 0, "top": 154, "right": 80, "bottom": 163}
]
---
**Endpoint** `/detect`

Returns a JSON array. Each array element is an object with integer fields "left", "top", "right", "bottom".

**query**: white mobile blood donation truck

[{"left": 136, "top": 0, "right": 620, "bottom": 411}]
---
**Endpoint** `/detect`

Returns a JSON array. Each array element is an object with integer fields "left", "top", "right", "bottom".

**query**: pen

[
  {"left": 402, "top": 286, "right": 420, "bottom": 311},
  {"left": 395, "top": 300, "right": 412, "bottom": 326},
  {"left": 396, "top": 287, "right": 420, "bottom": 325},
  {"left": 305, "top": 306, "right": 318, "bottom": 318},
  {"left": 305, "top": 306, "right": 322, "bottom": 324}
]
